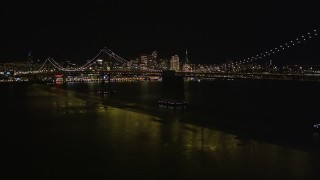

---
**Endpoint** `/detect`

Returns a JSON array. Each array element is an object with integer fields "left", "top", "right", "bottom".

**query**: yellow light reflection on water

[{"left": 21, "top": 84, "right": 317, "bottom": 179}]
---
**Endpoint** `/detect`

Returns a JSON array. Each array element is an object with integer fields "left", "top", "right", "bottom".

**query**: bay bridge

[{"left": 7, "top": 29, "right": 320, "bottom": 82}]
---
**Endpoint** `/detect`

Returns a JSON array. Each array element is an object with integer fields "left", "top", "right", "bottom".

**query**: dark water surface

[{"left": 1, "top": 80, "right": 320, "bottom": 179}]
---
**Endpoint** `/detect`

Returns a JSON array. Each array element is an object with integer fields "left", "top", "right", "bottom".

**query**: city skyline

[{"left": 1, "top": 1, "right": 320, "bottom": 65}]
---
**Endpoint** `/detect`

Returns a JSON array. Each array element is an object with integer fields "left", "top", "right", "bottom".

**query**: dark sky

[{"left": 1, "top": 1, "right": 319, "bottom": 65}]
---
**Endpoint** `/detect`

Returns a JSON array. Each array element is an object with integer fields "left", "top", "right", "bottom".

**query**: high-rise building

[
  {"left": 140, "top": 52, "right": 158, "bottom": 69},
  {"left": 150, "top": 50, "right": 158, "bottom": 68},
  {"left": 152, "top": 50, "right": 158, "bottom": 60},
  {"left": 159, "top": 58, "right": 169, "bottom": 70},
  {"left": 185, "top": 49, "right": 189, "bottom": 64},
  {"left": 182, "top": 49, "right": 192, "bottom": 72},
  {"left": 170, "top": 55, "right": 180, "bottom": 71},
  {"left": 139, "top": 54, "right": 148, "bottom": 67}
]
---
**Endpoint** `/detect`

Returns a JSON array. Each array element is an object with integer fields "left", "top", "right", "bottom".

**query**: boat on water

[
  {"left": 158, "top": 99, "right": 189, "bottom": 108},
  {"left": 98, "top": 90, "right": 116, "bottom": 96},
  {"left": 314, "top": 123, "right": 320, "bottom": 132}
]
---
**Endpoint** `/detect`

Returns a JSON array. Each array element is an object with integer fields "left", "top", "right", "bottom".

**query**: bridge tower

[
  {"left": 99, "top": 73, "right": 114, "bottom": 95},
  {"left": 159, "top": 70, "right": 187, "bottom": 107},
  {"left": 27, "top": 50, "right": 33, "bottom": 71}
]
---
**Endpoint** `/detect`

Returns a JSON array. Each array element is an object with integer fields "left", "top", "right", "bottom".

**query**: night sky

[{"left": 1, "top": 1, "right": 319, "bottom": 65}]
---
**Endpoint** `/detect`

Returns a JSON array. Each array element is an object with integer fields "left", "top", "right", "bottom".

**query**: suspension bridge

[{"left": 9, "top": 29, "right": 320, "bottom": 82}]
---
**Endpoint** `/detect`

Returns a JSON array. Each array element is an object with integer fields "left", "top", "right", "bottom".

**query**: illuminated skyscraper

[
  {"left": 139, "top": 54, "right": 148, "bottom": 68},
  {"left": 151, "top": 50, "right": 158, "bottom": 60},
  {"left": 185, "top": 49, "right": 189, "bottom": 64},
  {"left": 182, "top": 49, "right": 192, "bottom": 72},
  {"left": 170, "top": 55, "right": 180, "bottom": 71}
]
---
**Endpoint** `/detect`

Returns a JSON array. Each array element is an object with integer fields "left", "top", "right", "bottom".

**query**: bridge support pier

[
  {"left": 159, "top": 70, "right": 188, "bottom": 107},
  {"left": 99, "top": 73, "right": 114, "bottom": 95}
]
